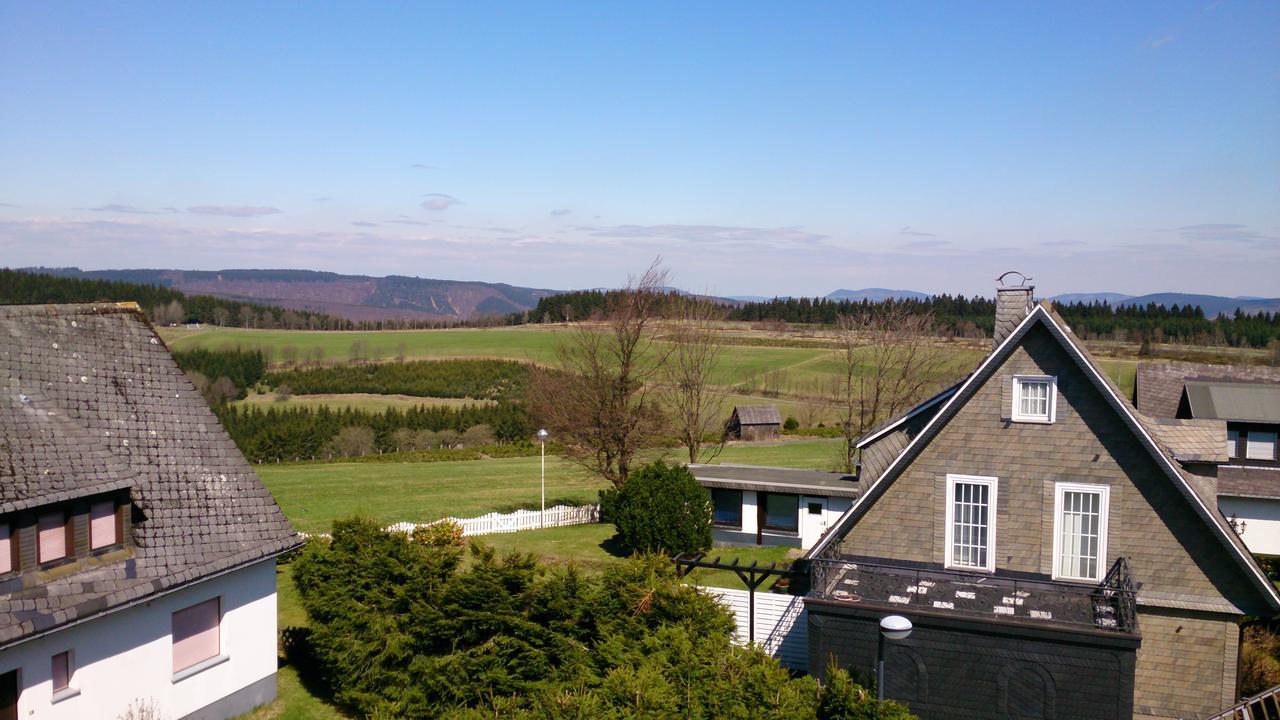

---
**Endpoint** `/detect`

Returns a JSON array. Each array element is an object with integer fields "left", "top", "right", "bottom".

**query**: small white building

[
  {"left": 0, "top": 303, "right": 301, "bottom": 720},
  {"left": 690, "top": 464, "right": 860, "bottom": 549}
]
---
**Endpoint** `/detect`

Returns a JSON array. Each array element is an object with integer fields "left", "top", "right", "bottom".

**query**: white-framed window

[
  {"left": 944, "top": 474, "right": 997, "bottom": 572},
  {"left": 1052, "top": 483, "right": 1110, "bottom": 582},
  {"left": 1012, "top": 375, "right": 1057, "bottom": 423},
  {"left": 90, "top": 500, "right": 120, "bottom": 550}
]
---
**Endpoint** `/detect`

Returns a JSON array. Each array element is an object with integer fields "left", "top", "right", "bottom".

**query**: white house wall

[
  {"left": 712, "top": 492, "right": 855, "bottom": 550},
  {"left": 1219, "top": 497, "right": 1280, "bottom": 556},
  {"left": 0, "top": 559, "right": 278, "bottom": 720}
]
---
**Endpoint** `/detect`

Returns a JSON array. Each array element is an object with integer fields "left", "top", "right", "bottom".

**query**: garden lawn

[
  {"left": 471, "top": 523, "right": 800, "bottom": 590},
  {"left": 708, "top": 438, "right": 845, "bottom": 470},
  {"left": 256, "top": 455, "right": 605, "bottom": 534}
]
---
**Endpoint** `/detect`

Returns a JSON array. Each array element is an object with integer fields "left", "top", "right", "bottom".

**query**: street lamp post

[
  {"left": 536, "top": 428, "right": 549, "bottom": 527},
  {"left": 877, "top": 615, "right": 913, "bottom": 701}
]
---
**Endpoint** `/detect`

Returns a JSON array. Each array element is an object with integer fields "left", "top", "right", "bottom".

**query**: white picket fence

[{"left": 704, "top": 587, "right": 809, "bottom": 670}]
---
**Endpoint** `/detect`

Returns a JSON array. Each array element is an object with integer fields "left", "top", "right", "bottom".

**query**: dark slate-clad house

[
  {"left": 726, "top": 405, "right": 782, "bottom": 441},
  {"left": 0, "top": 303, "right": 301, "bottom": 719},
  {"left": 1136, "top": 361, "right": 1280, "bottom": 557},
  {"left": 803, "top": 280, "right": 1280, "bottom": 720}
]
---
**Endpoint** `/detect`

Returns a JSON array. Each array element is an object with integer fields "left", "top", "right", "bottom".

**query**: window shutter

[
  {"left": 38, "top": 512, "right": 66, "bottom": 563},
  {"left": 90, "top": 501, "right": 117, "bottom": 549},
  {"left": 51, "top": 652, "right": 70, "bottom": 692},
  {"left": 1000, "top": 375, "right": 1012, "bottom": 421},
  {"left": 0, "top": 526, "right": 10, "bottom": 574},
  {"left": 172, "top": 598, "right": 220, "bottom": 672}
]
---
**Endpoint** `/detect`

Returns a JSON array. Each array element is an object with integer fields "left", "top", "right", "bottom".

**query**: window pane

[
  {"left": 1018, "top": 380, "right": 1050, "bottom": 418},
  {"left": 172, "top": 598, "right": 220, "bottom": 673},
  {"left": 711, "top": 489, "right": 742, "bottom": 527},
  {"left": 950, "top": 481, "right": 990, "bottom": 568},
  {"left": 1246, "top": 432, "right": 1278, "bottom": 461},
  {"left": 764, "top": 494, "right": 799, "bottom": 531},
  {"left": 51, "top": 652, "right": 70, "bottom": 692},
  {"left": 1058, "top": 489, "right": 1103, "bottom": 579},
  {"left": 38, "top": 512, "right": 66, "bottom": 563},
  {"left": 91, "top": 501, "right": 118, "bottom": 550},
  {"left": 0, "top": 525, "right": 10, "bottom": 574},
  {"left": 1227, "top": 429, "right": 1240, "bottom": 458}
]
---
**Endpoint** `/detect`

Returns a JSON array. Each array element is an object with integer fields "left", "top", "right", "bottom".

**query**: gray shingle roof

[
  {"left": 690, "top": 464, "right": 860, "bottom": 498},
  {"left": 731, "top": 405, "right": 782, "bottom": 426},
  {"left": 1135, "top": 362, "right": 1280, "bottom": 419},
  {"left": 1145, "top": 416, "right": 1229, "bottom": 464},
  {"left": 1184, "top": 381, "right": 1280, "bottom": 424},
  {"left": 0, "top": 303, "right": 300, "bottom": 648},
  {"left": 1218, "top": 466, "right": 1280, "bottom": 500}
]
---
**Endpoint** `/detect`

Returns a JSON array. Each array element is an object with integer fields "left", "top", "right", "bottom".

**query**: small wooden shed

[{"left": 726, "top": 405, "right": 782, "bottom": 441}]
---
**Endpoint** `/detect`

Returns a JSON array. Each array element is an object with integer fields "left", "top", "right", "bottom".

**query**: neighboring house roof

[
  {"left": 1145, "top": 416, "right": 1229, "bottom": 464},
  {"left": 1183, "top": 381, "right": 1280, "bottom": 424},
  {"left": 0, "top": 303, "right": 301, "bottom": 648},
  {"left": 731, "top": 405, "right": 782, "bottom": 425},
  {"left": 690, "top": 464, "right": 860, "bottom": 498},
  {"left": 1218, "top": 466, "right": 1280, "bottom": 500},
  {"left": 1135, "top": 361, "right": 1280, "bottom": 419},
  {"left": 807, "top": 302, "right": 1280, "bottom": 613},
  {"left": 854, "top": 381, "right": 964, "bottom": 450}
]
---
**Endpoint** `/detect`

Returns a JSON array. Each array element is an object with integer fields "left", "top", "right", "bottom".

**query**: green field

[
  {"left": 257, "top": 454, "right": 604, "bottom": 534},
  {"left": 258, "top": 438, "right": 844, "bottom": 534},
  {"left": 234, "top": 391, "right": 494, "bottom": 413}
]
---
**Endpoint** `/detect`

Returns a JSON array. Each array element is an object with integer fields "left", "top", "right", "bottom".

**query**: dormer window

[
  {"left": 1013, "top": 375, "right": 1056, "bottom": 423},
  {"left": 38, "top": 511, "right": 72, "bottom": 565},
  {"left": 90, "top": 500, "right": 122, "bottom": 550},
  {"left": 0, "top": 524, "right": 13, "bottom": 575}
]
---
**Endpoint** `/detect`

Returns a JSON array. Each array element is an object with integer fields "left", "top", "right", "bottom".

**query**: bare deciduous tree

[
  {"left": 529, "top": 259, "right": 670, "bottom": 488},
  {"left": 664, "top": 295, "right": 728, "bottom": 463},
  {"left": 831, "top": 305, "right": 952, "bottom": 473}
]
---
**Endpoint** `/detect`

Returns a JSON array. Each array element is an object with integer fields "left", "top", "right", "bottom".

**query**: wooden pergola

[{"left": 672, "top": 552, "right": 802, "bottom": 644}]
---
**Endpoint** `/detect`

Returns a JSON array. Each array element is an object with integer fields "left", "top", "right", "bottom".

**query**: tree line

[
  {"left": 513, "top": 287, "right": 1280, "bottom": 348},
  {"left": 215, "top": 402, "right": 534, "bottom": 463},
  {"left": 264, "top": 358, "right": 530, "bottom": 401}
]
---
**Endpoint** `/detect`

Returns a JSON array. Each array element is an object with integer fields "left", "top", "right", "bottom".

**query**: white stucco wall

[
  {"left": 0, "top": 558, "right": 278, "bottom": 720},
  {"left": 714, "top": 492, "right": 854, "bottom": 550},
  {"left": 1219, "top": 496, "right": 1280, "bottom": 556}
]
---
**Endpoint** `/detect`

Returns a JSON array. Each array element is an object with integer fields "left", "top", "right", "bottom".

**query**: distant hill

[
  {"left": 27, "top": 268, "right": 561, "bottom": 321},
  {"left": 1051, "top": 292, "right": 1280, "bottom": 317},
  {"left": 826, "top": 288, "right": 931, "bottom": 302}
]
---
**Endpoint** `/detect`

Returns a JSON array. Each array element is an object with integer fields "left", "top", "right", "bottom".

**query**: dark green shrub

[
  {"left": 784, "top": 416, "right": 800, "bottom": 431},
  {"left": 603, "top": 461, "right": 711, "bottom": 556},
  {"left": 818, "top": 663, "right": 915, "bottom": 720}
]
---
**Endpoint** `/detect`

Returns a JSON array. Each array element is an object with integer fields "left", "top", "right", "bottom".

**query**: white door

[{"left": 800, "top": 496, "right": 829, "bottom": 548}]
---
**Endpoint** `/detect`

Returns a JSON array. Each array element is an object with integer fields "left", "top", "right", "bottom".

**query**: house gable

[{"left": 812, "top": 305, "right": 1279, "bottom": 617}]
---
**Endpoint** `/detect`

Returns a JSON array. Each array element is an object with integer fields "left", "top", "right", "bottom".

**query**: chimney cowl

[{"left": 993, "top": 271, "right": 1035, "bottom": 348}]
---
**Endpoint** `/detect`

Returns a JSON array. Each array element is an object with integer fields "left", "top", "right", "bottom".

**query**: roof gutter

[{"left": 0, "top": 539, "right": 303, "bottom": 652}]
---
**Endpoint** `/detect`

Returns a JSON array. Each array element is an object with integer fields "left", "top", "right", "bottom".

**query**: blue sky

[{"left": 1, "top": 2, "right": 1277, "bottom": 297}]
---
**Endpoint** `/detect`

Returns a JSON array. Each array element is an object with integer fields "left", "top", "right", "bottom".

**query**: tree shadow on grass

[{"left": 598, "top": 532, "right": 631, "bottom": 560}]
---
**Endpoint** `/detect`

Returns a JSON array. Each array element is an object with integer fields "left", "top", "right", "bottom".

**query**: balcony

[{"left": 808, "top": 553, "right": 1139, "bottom": 634}]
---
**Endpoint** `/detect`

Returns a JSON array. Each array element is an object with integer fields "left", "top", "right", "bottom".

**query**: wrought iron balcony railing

[{"left": 808, "top": 552, "right": 1139, "bottom": 634}]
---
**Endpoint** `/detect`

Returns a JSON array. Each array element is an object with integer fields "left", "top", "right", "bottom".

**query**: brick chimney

[{"left": 993, "top": 271, "right": 1034, "bottom": 348}]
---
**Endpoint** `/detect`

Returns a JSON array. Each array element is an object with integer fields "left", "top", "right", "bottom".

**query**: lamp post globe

[
  {"left": 537, "top": 428, "right": 549, "bottom": 441},
  {"left": 879, "top": 615, "right": 913, "bottom": 641},
  {"left": 876, "top": 615, "right": 913, "bottom": 701}
]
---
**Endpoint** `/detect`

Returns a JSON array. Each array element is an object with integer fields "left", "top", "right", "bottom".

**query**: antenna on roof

[{"left": 995, "top": 270, "right": 1032, "bottom": 288}]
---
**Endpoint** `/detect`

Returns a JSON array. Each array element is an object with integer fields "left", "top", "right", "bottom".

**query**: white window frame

[
  {"left": 1051, "top": 483, "right": 1110, "bottom": 583},
  {"left": 1012, "top": 375, "right": 1057, "bottom": 423},
  {"left": 944, "top": 474, "right": 998, "bottom": 572}
]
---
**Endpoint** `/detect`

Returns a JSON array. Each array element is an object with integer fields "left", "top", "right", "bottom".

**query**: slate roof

[
  {"left": 1145, "top": 416, "right": 1229, "bottom": 464},
  {"left": 731, "top": 405, "right": 782, "bottom": 426},
  {"left": 0, "top": 303, "right": 300, "bottom": 648},
  {"left": 810, "top": 301, "right": 1280, "bottom": 615},
  {"left": 690, "top": 464, "right": 860, "bottom": 498},
  {"left": 1135, "top": 362, "right": 1280, "bottom": 419},
  {"left": 1218, "top": 466, "right": 1280, "bottom": 500}
]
